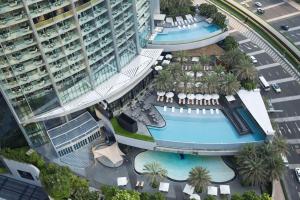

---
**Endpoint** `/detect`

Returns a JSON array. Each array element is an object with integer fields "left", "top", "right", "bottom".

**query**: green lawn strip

[
  {"left": 110, "top": 117, "right": 154, "bottom": 142},
  {"left": 0, "top": 167, "right": 7, "bottom": 174},
  {"left": 211, "top": 0, "right": 300, "bottom": 69}
]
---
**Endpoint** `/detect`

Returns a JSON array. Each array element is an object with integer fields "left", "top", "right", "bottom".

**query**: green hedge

[
  {"left": 0, "top": 167, "right": 7, "bottom": 174},
  {"left": 110, "top": 117, "right": 154, "bottom": 142},
  {"left": 211, "top": 0, "right": 300, "bottom": 69}
]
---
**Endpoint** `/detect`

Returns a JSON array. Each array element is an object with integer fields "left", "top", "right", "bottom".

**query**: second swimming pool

[{"left": 147, "top": 107, "right": 265, "bottom": 145}]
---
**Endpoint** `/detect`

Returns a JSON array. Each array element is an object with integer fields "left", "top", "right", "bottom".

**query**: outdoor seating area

[{"left": 157, "top": 14, "right": 203, "bottom": 29}]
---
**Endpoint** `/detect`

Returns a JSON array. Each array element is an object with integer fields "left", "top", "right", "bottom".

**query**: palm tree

[
  {"left": 175, "top": 51, "right": 187, "bottom": 66},
  {"left": 205, "top": 74, "right": 219, "bottom": 94},
  {"left": 191, "top": 64, "right": 202, "bottom": 80},
  {"left": 179, "top": 74, "right": 191, "bottom": 93},
  {"left": 233, "top": 59, "right": 257, "bottom": 81},
  {"left": 220, "top": 49, "right": 246, "bottom": 69},
  {"left": 272, "top": 135, "right": 289, "bottom": 155},
  {"left": 155, "top": 70, "right": 172, "bottom": 91},
  {"left": 221, "top": 73, "right": 241, "bottom": 95},
  {"left": 266, "top": 154, "right": 285, "bottom": 181},
  {"left": 214, "top": 65, "right": 225, "bottom": 77},
  {"left": 199, "top": 55, "right": 210, "bottom": 66},
  {"left": 187, "top": 167, "right": 211, "bottom": 193},
  {"left": 168, "top": 63, "right": 182, "bottom": 80},
  {"left": 143, "top": 162, "right": 167, "bottom": 188}
]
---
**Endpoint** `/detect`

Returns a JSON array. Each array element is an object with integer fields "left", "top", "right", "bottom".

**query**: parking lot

[
  {"left": 231, "top": 30, "right": 300, "bottom": 199},
  {"left": 236, "top": 0, "right": 300, "bottom": 49}
]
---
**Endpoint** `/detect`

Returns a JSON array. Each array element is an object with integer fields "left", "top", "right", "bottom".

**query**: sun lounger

[
  {"left": 140, "top": 181, "right": 144, "bottom": 188},
  {"left": 136, "top": 181, "right": 140, "bottom": 188},
  {"left": 170, "top": 98, "right": 173, "bottom": 103},
  {"left": 174, "top": 21, "right": 178, "bottom": 26},
  {"left": 160, "top": 96, "right": 164, "bottom": 102},
  {"left": 157, "top": 95, "right": 160, "bottom": 101}
]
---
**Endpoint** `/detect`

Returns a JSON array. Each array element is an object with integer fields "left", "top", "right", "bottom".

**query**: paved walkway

[
  {"left": 270, "top": 94, "right": 300, "bottom": 103},
  {"left": 272, "top": 180, "right": 286, "bottom": 200}
]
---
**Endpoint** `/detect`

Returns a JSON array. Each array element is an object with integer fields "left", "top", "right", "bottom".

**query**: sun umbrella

[
  {"left": 155, "top": 65, "right": 163, "bottom": 71},
  {"left": 187, "top": 94, "right": 195, "bottom": 99},
  {"left": 190, "top": 194, "right": 201, "bottom": 200},
  {"left": 211, "top": 94, "right": 220, "bottom": 99},
  {"left": 195, "top": 94, "right": 204, "bottom": 100},
  {"left": 196, "top": 72, "right": 203, "bottom": 78},
  {"left": 166, "top": 92, "right": 174, "bottom": 98},
  {"left": 157, "top": 91, "right": 166, "bottom": 96},
  {"left": 204, "top": 94, "right": 212, "bottom": 100},
  {"left": 165, "top": 54, "right": 172, "bottom": 59},
  {"left": 186, "top": 71, "right": 194, "bottom": 77},
  {"left": 178, "top": 93, "right": 186, "bottom": 99},
  {"left": 195, "top": 82, "right": 202, "bottom": 88}
]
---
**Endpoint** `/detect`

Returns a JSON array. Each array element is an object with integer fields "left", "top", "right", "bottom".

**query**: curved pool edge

[
  {"left": 133, "top": 151, "right": 236, "bottom": 183},
  {"left": 147, "top": 31, "right": 229, "bottom": 52}
]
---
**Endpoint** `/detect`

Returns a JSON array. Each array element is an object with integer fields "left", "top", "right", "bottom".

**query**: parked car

[
  {"left": 257, "top": 8, "right": 265, "bottom": 14},
  {"left": 250, "top": 55, "right": 258, "bottom": 64},
  {"left": 272, "top": 83, "right": 281, "bottom": 93},
  {"left": 255, "top": 2, "right": 262, "bottom": 7},
  {"left": 281, "top": 153, "right": 288, "bottom": 166},
  {"left": 295, "top": 168, "right": 300, "bottom": 182},
  {"left": 281, "top": 25, "right": 290, "bottom": 31}
]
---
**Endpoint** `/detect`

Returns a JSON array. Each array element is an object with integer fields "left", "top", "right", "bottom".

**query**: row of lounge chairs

[
  {"left": 164, "top": 14, "right": 201, "bottom": 28},
  {"left": 178, "top": 98, "right": 219, "bottom": 105},
  {"left": 182, "top": 65, "right": 213, "bottom": 71}
]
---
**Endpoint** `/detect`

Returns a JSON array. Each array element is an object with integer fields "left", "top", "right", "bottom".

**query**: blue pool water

[
  {"left": 135, "top": 151, "right": 235, "bottom": 182},
  {"left": 153, "top": 21, "right": 221, "bottom": 44},
  {"left": 147, "top": 107, "right": 265, "bottom": 145}
]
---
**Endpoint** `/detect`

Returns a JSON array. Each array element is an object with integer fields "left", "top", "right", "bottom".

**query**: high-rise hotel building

[{"left": 0, "top": 0, "right": 162, "bottom": 155}]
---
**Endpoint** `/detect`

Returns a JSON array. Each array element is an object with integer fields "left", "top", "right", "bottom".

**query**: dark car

[
  {"left": 257, "top": 8, "right": 265, "bottom": 14},
  {"left": 281, "top": 25, "right": 289, "bottom": 31}
]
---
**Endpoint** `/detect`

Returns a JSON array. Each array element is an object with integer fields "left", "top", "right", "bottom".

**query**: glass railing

[{"left": 35, "top": 10, "right": 73, "bottom": 29}]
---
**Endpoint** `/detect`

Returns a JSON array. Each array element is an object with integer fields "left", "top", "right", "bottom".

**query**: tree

[
  {"left": 205, "top": 73, "right": 219, "bottom": 94},
  {"left": 187, "top": 167, "right": 211, "bottom": 193},
  {"left": 212, "top": 12, "right": 227, "bottom": 29},
  {"left": 220, "top": 49, "right": 246, "bottom": 69},
  {"left": 156, "top": 70, "right": 172, "bottom": 91},
  {"left": 161, "top": 0, "right": 193, "bottom": 17},
  {"left": 199, "top": 4, "right": 218, "bottom": 18},
  {"left": 178, "top": 74, "right": 191, "bottom": 93},
  {"left": 204, "top": 195, "right": 216, "bottom": 200},
  {"left": 272, "top": 135, "right": 288, "bottom": 155},
  {"left": 191, "top": 64, "right": 202, "bottom": 79},
  {"left": 112, "top": 190, "right": 140, "bottom": 200},
  {"left": 167, "top": 63, "right": 182, "bottom": 80},
  {"left": 143, "top": 162, "right": 167, "bottom": 188},
  {"left": 199, "top": 55, "right": 210, "bottom": 66},
  {"left": 222, "top": 36, "right": 239, "bottom": 51},
  {"left": 221, "top": 73, "right": 241, "bottom": 95},
  {"left": 233, "top": 59, "right": 257, "bottom": 81}
]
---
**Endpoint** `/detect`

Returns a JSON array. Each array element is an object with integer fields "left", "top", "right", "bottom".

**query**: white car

[
  {"left": 295, "top": 168, "right": 300, "bottom": 182},
  {"left": 255, "top": 2, "right": 262, "bottom": 7},
  {"left": 250, "top": 56, "right": 258, "bottom": 64},
  {"left": 272, "top": 83, "right": 281, "bottom": 93}
]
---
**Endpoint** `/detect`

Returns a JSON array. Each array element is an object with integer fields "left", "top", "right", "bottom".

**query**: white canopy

[
  {"left": 204, "top": 94, "right": 212, "bottom": 100},
  {"left": 183, "top": 184, "right": 195, "bottom": 195},
  {"left": 186, "top": 71, "right": 194, "bottom": 77},
  {"left": 178, "top": 93, "right": 187, "bottom": 99},
  {"left": 207, "top": 186, "right": 218, "bottom": 196},
  {"left": 225, "top": 95, "right": 236, "bottom": 102},
  {"left": 157, "top": 56, "right": 164, "bottom": 61},
  {"left": 195, "top": 94, "right": 204, "bottom": 100},
  {"left": 162, "top": 60, "right": 170, "bottom": 65},
  {"left": 187, "top": 94, "right": 195, "bottom": 99},
  {"left": 155, "top": 65, "right": 163, "bottom": 71},
  {"left": 166, "top": 54, "right": 172, "bottom": 59},
  {"left": 190, "top": 194, "right": 201, "bottom": 200},
  {"left": 117, "top": 177, "right": 128, "bottom": 186},
  {"left": 92, "top": 143, "right": 125, "bottom": 165},
  {"left": 220, "top": 185, "right": 230, "bottom": 195},
  {"left": 154, "top": 14, "right": 166, "bottom": 21},
  {"left": 157, "top": 91, "right": 166, "bottom": 96},
  {"left": 166, "top": 92, "right": 174, "bottom": 98},
  {"left": 159, "top": 182, "right": 170, "bottom": 192},
  {"left": 237, "top": 89, "right": 275, "bottom": 136},
  {"left": 192, "top": 57, "right": 199, "bottom": 62},
  {"left": 195, "top": 82, "right": 202, "bottom": 88},
  {"left": 211, "top": 94, "right": 220, "bottom": 99},
  {"left": 196, "top": 72, "right": 203, "bottom": 78}
]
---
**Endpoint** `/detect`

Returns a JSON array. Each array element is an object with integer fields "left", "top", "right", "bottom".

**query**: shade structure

[
  {"left": 195, "top": 94, "right": 204, "bottom": 100},
  {"left": 154, "top": 13, "right": 166, "bottom": 21},
  {"left": 220, "top": 185, "right": 230, "bottom": 195},
  {"left": 186, "top": 71, "right": 194, "bottom": 77},
  {"left": 225, "top": 95, "right": 236, "bottom": 102},
  {"left": 92, "top": 143, "right": 125, "bottom": 167},
  {"left": 204, "top": 94, "right": 212, "bottom": 100},
  {"left": 162, "top": 60, "right": 170, "bottom": 65},
  {"left": 192, "top": 57, "right": 199, "bottom": 62},
  {"left": 157, "top": 56, "right": 164, "bottom": 61},
  {"left": 159, "top": 182, "right": 170, "bottom": 192},
  {"left": 178, "top": 93, "right": 187, "bottom": 99},
  {"left": 183, "top": 184, "right": 195, "bottom": 195},
  {"left": 165, "top": 54, "right": 173, "bottom": 59},
  {"left": 166, "top": 92, "right": 174, "bottom": 98},
  {"left": 155, "top": 65, "right": 163, "bottom": 71},
  {"left": 190, "top": 194, "right": 201, "bottom": 200},
  {"left": 211, "top": 94, "right": 220, "bottom": 99},
  {"left": 207, "top": 186, "right": 218, "bottom": 196},
  {"left": 117, "top": 177, "right": 128, "bottom": 186},
  {"left": 157, "top": 91, "right": 166, "bottom": 96},
  {"left": 187, "top": 94, "right": 195, "bottom": 100},
  {"left": 196, "top": 72, "right": 203, "bottom": 78}
]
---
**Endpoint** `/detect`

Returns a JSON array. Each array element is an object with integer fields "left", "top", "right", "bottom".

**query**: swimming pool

[
  {"left": 147, "top": 107, "right": 265, "bottom": 148},
  {"left": 153, "top": 21, "right": 222, "bottom": 44},
  {"left": 135, "top": 151, "right": 235, "bottom": 182}
]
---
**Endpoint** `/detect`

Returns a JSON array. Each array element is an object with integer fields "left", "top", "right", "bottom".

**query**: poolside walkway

[{"left": 272, "top": 180, "right": 286, "bottom": 200}]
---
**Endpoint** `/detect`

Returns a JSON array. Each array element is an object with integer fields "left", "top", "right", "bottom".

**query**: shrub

[
  {"left": 213, "top": 12, "right": 227, "bottom": 29},
  {"left": 205, "top": 195, "right": 216, "bottom": 200},
  {"left": 222, "top": 36, "right": 239, "bottom": 51}
]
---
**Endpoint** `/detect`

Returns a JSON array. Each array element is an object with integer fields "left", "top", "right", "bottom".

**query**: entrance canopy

[{"left": 92, "top": 143, "right": 125, "bottom": 165}]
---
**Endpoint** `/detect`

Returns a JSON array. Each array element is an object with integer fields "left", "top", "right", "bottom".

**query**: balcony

[
  {"left": 0, "top": 13, "right": 27, "bottom": 29},
  {"left": 0, "top": 26, "right": 32, "bottom": 42},
  {"left": 35, "top": 10, "right": 73, "bottom": 30},
  {"left": 0, "top": 1, "right": 23, "bottom": 14},
  {"left": 30, "top": 1, "right": 70, "bottom": 19}
]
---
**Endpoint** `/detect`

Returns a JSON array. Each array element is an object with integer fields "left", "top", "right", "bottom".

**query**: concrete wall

[
  {"left": 147, "top": 31, "right": 229, "bottom": 52},
  {"left": 2, "top": 158, "right": 41, "bottom": 186}
]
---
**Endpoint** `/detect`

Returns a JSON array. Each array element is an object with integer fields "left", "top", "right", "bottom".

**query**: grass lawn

[
  {"left": 110, "top": 117, "right": 154, "bottom": 142},
  {"left": 0, "top": 167, "right": 7, "bottom": 174}
]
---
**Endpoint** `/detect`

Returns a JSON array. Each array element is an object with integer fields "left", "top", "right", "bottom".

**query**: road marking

[
  {"left": 280, "top": 25, "right": 300, "bottom": 33},
  {"left": 271, "top": 95, "right": 300, "bottom": 103},
  {"left": 238, "top": 39, "right": 251, "bottom": 44},
  {"left": 266, "top": 12, "right": 300, "bottom": 23},
  {"left": 246, "top": 49, "right": 265, "bottom": 56},
  {"left": 229, "top": 29, "right": 238, "bottom": 33},
  {"left": 256, "top": 63, "right": 280, "bottom": 70},
  {"left": 268, "top": 77, "right": 295, "bottom": 84},
  {"left": 273, "top": 116, "right": 300, "bottom": 122},
  {"left": 251, "top": 2, "right": 286, "bottom": 12}
]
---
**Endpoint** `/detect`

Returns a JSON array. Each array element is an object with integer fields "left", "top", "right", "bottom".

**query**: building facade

[{"left": 0, "top": 0, "right": 162, "bottom": 150}]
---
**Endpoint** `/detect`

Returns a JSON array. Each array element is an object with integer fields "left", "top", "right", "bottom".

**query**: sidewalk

[{"left": 272, "top": 180, "right": 286, "bottom": 200}]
